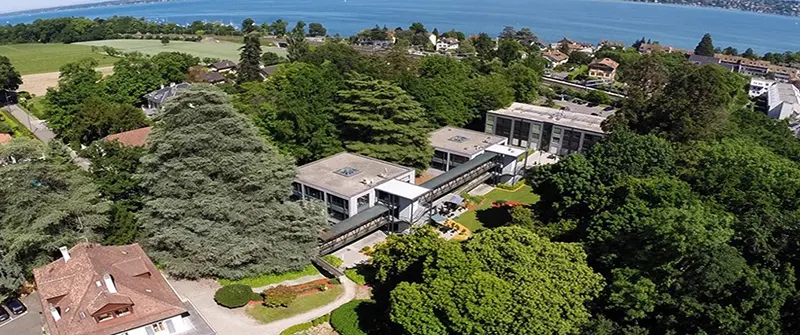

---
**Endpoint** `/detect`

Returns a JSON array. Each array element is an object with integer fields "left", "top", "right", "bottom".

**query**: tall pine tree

[
  {"left": 694, "top": 33, "right": 715, "bottom": 57},
  {"left": 335, "top": 76, "right": 433, "bottom": 170},
  {"left": 138, "top": 85, "right": 327, "bottom": 279},
  {"left": 237, "top": 34, "right": 263, "bottom": 84},
  {"left": 286, "top": 21, "right": 309, "bottom": 62}
]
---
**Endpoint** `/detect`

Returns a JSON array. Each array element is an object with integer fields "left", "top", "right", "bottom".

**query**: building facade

[
  {"left": 749, "top": 78, "right": 776, "bottom": 97},
  {"left": 485, "top": 103, "right": 605, "bottom": 156},
  {"left": 429, "top": 126, "right": 507, "bottom": 172},
  {"left": 588, "top": 58, "right": 619, "bottom": 81}
]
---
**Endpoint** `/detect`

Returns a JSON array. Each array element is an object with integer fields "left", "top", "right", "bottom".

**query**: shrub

[
  {"left": 263, "top": 285, "right": 297, "bottom": 308},
  {"left": 344, "top": 269, "right": 366, "bottom": 286},
  {"left": 280, "top": 322, "right": 312, "bottom": 335},
  {"left": 496, "top": 181, "right": 524, "bottom": 190},
  {"left": 311, "top": 313, "right": 330, "bottom": 326},
  {"left": 331, "top": 300, "right": 369, "bottom": 335},
  {"left": 328, "top": 278, "right": 341, "bottom": 285},
  {"left": 322, "top": 254, "right": 344, "bottom": 268},
  {"left": 214, "top": 284, "right": 254, "bottom": 308},
  {"left": 359, "top": 245, "right": 371, "bottom": 254},
  {"left": 318, "top": 284, "right": 328, "bottom": 291},
  {"left": 460, "top": 193, "right": 485, "bottom": 206}
]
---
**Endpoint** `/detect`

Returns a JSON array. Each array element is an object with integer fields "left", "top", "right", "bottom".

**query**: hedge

[
  {"left": 214, "top": 284, "right": 256, "bottom": 308},
  {"left": 279, "top": 322, "right": 312, "bottom": 335},
  {"left": 344, "top": 269, "right": 366, "bottom": 286},
  {"left": 322, "top": 254, "right": 344, "bottom": 268},
  {"left": 311, "top": 313, "right": 330, "bottom": 326},
  {"left": 331, "top": 300, "right": 369, "bottom": 335}
]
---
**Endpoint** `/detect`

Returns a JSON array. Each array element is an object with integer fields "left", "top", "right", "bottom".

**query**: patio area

[{"left": 453, "top": 184, "right": 540, "bottom": 232}]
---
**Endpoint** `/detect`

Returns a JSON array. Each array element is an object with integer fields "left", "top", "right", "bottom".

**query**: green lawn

[
  {"left": 455, "top": 185, "right": 540, "bottom": 232},
  {"left": 218, "top": 264, "right": 321, "bottom": 288},
  {"left": 75, "top": 39, "right": 286, "bottom": 61},
  {"left": 0, "top": 44, "right": 117, "bottom": 75},
  {"left": 0, "top": 110, "right": 34, "bottom": 139},
  {"left": 246, "top": 285, "right": 344, "bottom": 323}
]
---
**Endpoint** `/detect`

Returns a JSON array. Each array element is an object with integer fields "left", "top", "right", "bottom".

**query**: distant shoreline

[{"left": 0, "top": 0, "right": 180, "bottom": 17}]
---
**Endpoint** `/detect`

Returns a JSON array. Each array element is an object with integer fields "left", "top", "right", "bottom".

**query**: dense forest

[{"left": 2, "top": 17, "right": 800, "bottom": 334}]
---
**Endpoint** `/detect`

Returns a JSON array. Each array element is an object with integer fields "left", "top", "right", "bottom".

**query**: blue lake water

[{"left": 1, "top": 0, "right": 799, "bottom": 53}]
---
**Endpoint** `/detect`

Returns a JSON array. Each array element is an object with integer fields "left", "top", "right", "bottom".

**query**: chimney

[
  {"left": 50, "top": 305, "right": 61, "bottom": 321},
  {"left": 59, "top": 246, "right": 70, "bottom": 263},
  {"left": 103, "top": 273, "right": 117, "bottom": 294}
]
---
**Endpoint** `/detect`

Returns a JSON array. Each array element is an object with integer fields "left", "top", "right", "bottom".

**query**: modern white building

[
  {"left": 435, "top": 37, "right": 460, "bottom": 52},
  {"left": 429, "top": 127, "right": 507, "bottom": 172},
  {"left": 485, "top": 102, "right": 606, "bottom": 156},
  {"left": 293, "top": 152, "right": 423, "bottom": 223},
  {"left": 766, "top": 83, "right": 800, "bottom": 120},
  {"left": 749, "top": 78, "right": 776, "bottom": 97}
]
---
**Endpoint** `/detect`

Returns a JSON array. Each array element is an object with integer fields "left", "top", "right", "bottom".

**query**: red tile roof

[
  {"left": 105, "top": 127, "right": 151, "bottom": 147},
  {"left": 0, "top": 133, "right": 11, "bottom": 145},
  {"left": 590, "top": 58, "right": 620, "bottom": 70},
  {"left": 33, "top": 243, "right": 187, "bottom": 335},
  {"left": 542, "top": 49, "right": 569, "bottom": 62}
]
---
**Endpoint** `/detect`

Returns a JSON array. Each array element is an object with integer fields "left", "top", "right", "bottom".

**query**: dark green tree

[
  {"left": 694, "top": 33, "right": 715, "bottom": 56},
  {"left": 104, "top": 52, "right": 164, "bottom": 105},
  {"left": 270, "top": 19, "right": 288, "bottom": 36},
  {"left": 65, "top": 97, "right": 149, "bottom": 145},
  {"left": 404, "top": 55, "right": 472, "bottom": 127},
  {"left": 505, "top": 62, "right": 540, "bottom": 103},
  {"left": 45, "top": 58, "right": 106, "bottom": 137},
  {"left": 0, "top": 139, "right": 108, "bottom": 296},
  {"left": 286, "top": 21, "right": 309, "bottom": 62},
  {"left": 261, "top": 51, "right": 284, "bottom": 66},
  {"left": 473, "top": 33, "right": 495, "bottom": 62},
  {"left": 152, "top": 52, "right": 200, "bottom": 83},
  {"left": 495, "top": 39, "right": 522, "bottom": 66},
  {"left": 742, "top": 48, "right": 758, "bottom": 59},
  {"left": 307, "top": 22, "right": 327, "bottom": 37},
  {"left": 237, "top": 34, "right": 263, "bottom": 84},
  {"left": 335, "top": 76, "right": 433, "bottom": 170},
  {"left": 0, "top": 56, "right": 22, "bottom": 91},
  {"left": 467, "top": 72, "right": 514, "bottom": 115},
  {"left": 139, "top": 85, "right": 327, "bottom": 279},
  {"left": 234, "top": 63, "right": 342, "bottom": 164},
  {"left": 241, "top": 18, "right": 257, "bottom": 34}
]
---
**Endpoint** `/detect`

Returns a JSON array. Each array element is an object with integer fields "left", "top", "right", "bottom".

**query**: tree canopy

[
  {"left": 694, "top": 33, "right": 715, "bottom": 56},
  {"left": 0, "top": 56, "right": 22, "bottom": 91},
  {"left": 138, "top": 85, "right": 327, "bottom": 279},
  {"left": 237, "top": 34, "right": 263, "bottom": 84}
]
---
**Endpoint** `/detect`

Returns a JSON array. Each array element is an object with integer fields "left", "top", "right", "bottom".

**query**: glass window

[
  {"left": 357, "top": 194, "right": 369, "bottom": 212},
  {"left": 560, "top": 129, "right": 582, "bottom": 155},
  {"left": 96, "top": 313, "right": 113, "bottom": 322},
  {"left": 327, "top": 194, "right": 349, "bottom": 214},
  {"left": 152, "top": 322, "right": 167, "bottom": 332},
  {"left": 582, "top": 134, "right": 602, "bottom": 152},
  {"left": 115, "top": 307, "right": 131, "bottom": 317},
  {"left": 328, "top": 208, "right": 347, "bottom": 221},
  {"left": 512, "top": 120, "right": 531, "bottom": 147},
  {"left": 304, "top": 186, "right": 324, "bottom": 201},
  {"left": 495, "top": 117, "right": 512, "bottom": 139},
  {"left": 449, "top": 154, "right": 469, "bottom": 170},
  {"left": 291, "top": 182, "right": 302, "bottom": 193}
]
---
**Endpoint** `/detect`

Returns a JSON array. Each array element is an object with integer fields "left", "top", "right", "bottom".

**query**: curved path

[{"left": 169, "top": 276, "right": 357, "bottom": 335}]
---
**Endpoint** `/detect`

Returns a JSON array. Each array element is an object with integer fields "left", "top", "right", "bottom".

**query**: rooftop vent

[
  {"left": 335, "top": 167, "right": 361, "bottom": 177},
  {"left": 448, "top": 135, "right": 469, "bottom": 143}
]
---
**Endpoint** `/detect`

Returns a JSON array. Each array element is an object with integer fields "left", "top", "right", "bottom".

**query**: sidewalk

[
  {"left": 2, "top": 104, "right": 55, "bottom": 143},
  {"left": 170, "top": 276, "right": 357, "bottom": 335}
]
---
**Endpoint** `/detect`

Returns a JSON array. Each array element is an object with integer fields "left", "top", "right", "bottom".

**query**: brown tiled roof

[
  {"left": 542, "top": 49, "right": 568, "bottom": 62},
  {"left": 590, "top": 58, "right": 620, "bottom": 70},
  {"left": 105, "top": 127, "right": 151, "bottom": 147},
  {"left": 0, "top": 133, "right": 11, "bottom": 145},
  {"left": 715, "top": 54, "right": 770, "bottom": 68},
  {"left": 33, "top": 243, "right": 187, "bottom": 335},
  {"left": 639, "top": 43, "right": 672, "bottom": 53}
]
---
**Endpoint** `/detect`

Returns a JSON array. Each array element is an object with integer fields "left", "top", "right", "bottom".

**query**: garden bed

[
  {"left": 246, "top": 285, "right": 344, "bottom": 323},
  {"left": 455, "top": 185, "right": 540, "bottom": 232}
]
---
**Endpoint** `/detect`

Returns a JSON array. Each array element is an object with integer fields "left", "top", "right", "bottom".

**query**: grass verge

[
  {"left": 218, "top": 264, "right": 321, "bottom": 288},
  {"left": 246, "top": 285, "right": 344, "bottom": 323}
]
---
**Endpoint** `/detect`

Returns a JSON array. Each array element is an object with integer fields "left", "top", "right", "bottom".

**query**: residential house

[
  {"left": 203, "top": 72, "right": 226, "bottom": 85},
  {"left": 598, "top": 40, "right": 626, "bottom": 49},
  {"left": 210, "top": 60, "right": 237, "bottom": 73},
  {"left": 485, "top": 102, "right": 606, "bottom": 156},
  {"left": 767, "top": 83, "right": 800, "bottom": 120},
  {"left": 542, "top": 49, "right": 569, "bottom": 67},
  {"left": 749, "top": 78, "right": 776, "bottom": 97},
  {"left": 769, "top": 64, "right": 800, "bottom": 82},
  {"left": 32, "top": 243, "right": 214, "bottom": 335},
  {"left": 716, "top": 54, "right": 770, "bottom": 77},
  {"left": 435, "top": 37, "right": 460, "bottom": 52},
  {"left": 259, "top": 65, "right": 280, "bottom": 79},
  {"left": 142, "top": 83, "right": 191, "bottom": 117},
  {"left": 638, "top": 43, "right": 676, "bottom": 54},
  {"left": 0, "top": 133, "right": 11, "bottom": 145},
  {"left": 105, "top": 127, "right": 152, "bottom": 147},
  {"left": 551, "top": 38, "right": 594, "bottom": 54},
  {"left": 588, "top": 58, "right": 620, "bottom": 81},
  {"left": 687, "top": 54, "right": 738, "bottom": 72}
]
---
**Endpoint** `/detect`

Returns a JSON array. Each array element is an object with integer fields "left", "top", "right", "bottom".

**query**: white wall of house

[{"left": 114, "top": 315, "right": 187, "bottom": 335}]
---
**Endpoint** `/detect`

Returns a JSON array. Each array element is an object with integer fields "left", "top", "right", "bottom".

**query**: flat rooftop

[
  {"left": 429, "top": 126, "right": 506, "bottom": 157},
  {"left": 296, "top": 152, "right": 412, "bottom": 198},
  {"left": 489, "top": 102, "right": 606, "bottom": 134}
]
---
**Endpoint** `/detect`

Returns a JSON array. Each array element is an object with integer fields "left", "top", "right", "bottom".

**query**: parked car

[
  {"left": 0, "top": 305, "right": 9, "bottom": 322},
  {"left": 4, "top": 298, "right": 26, "bottom": 315},
  {"left": 560, "top": 106, "right": 571, "bottom": 111},
  {"left": 587, "top": 102, "right": 599, "bottom": 107},
  {"left": 603, "top": 106, "right": 615, "bottom": 111}
]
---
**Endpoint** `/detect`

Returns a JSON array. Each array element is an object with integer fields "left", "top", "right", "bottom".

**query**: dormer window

[
  {"left": 115, "top": 307, "right": 131, "bottom": 317},
  {"left": 96, "top": 312, "right": 113, "bottom": 323},
  {"left": 94, "top": 306, "right": 133, "bottom": 323}
]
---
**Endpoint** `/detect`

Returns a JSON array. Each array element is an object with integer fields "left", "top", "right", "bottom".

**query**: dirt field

[{"left": 19, "top": 66, "right": 114, "bottom": 97}]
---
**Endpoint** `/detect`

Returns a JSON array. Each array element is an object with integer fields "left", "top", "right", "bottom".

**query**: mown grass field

[
  {"left": 0, "top": 44, "right": 117, "bottom": 75},
  {"left": 75, "top": 39, "right": 287, "bottom": 61},
  {"left": 455, "top": 185, "right": 540, "bottom": 232}
]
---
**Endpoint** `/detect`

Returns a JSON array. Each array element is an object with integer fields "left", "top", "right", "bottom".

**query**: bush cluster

[
  {"left": 214, "top": 284, "right": 255, "bottom": 308},
  {"left": 311, "top": 313, "right": 330, "bottom": 326},
  {"left": 331, "top": 300, "right": 369, "bottom": 335},
  {"left": 496, "top": 181, "right": 524, "bottom": 190},
  {"left": 322, "top": 254, "right": 344, "bottom": 268},
  {"left": 263, "top": 285, "right": 297, "bottom": 307},
  {"left": 279, "top": 322, "right": 312, "bottom": 335}
]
